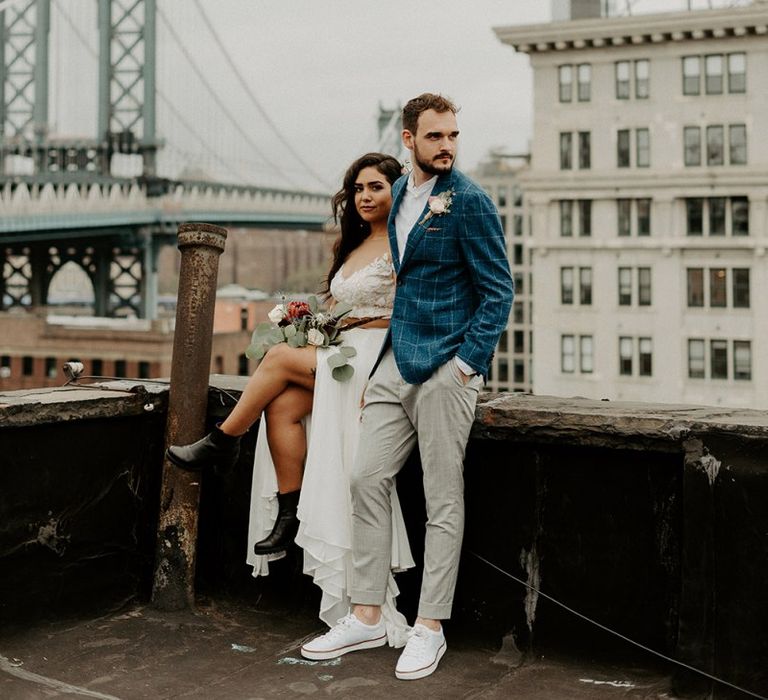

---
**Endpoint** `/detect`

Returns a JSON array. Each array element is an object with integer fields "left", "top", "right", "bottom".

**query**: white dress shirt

[{"left": 393, "top": 172, "right": 475, "bottom": 377}]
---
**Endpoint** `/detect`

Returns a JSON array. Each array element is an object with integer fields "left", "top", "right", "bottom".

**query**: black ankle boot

[
  {"left": 166, "top": 424, "right": 241, "bottom": 472},
  {"left": 253, "top": 489, "right": 301, "bottom": 555}
]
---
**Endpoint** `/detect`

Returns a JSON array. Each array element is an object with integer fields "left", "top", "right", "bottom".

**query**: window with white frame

[
  {"left": 686, "top": 267, "right": 750, "bottom": 309},
  {"left": 687, "top": 338, "right": 751, "bottom": 380},
  {"left": 559, "top": 65, "right": 573, "bottom": 102},
  {"left": 685, "top": 197, "right": 749, "bottom": 236},
  {"left": 561, "top": 335, "right": 575, "bottom": 373}
]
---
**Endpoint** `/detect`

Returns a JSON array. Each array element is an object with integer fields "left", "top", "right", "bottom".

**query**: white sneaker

[
  {"left": 300, "top": 613, "right": 387, "bottom": 660},
  {"left": 395, "top": 623, "right": 447, "bottom": 680}
]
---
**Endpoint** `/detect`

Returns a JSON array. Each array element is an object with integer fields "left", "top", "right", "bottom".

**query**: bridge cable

[
  {"left": 191, "top": 0, "right": 332, "bottom": 191},
  {"left": 156, "top": 4, "right": 304, "bottom": 189},
  {"left": 469, "top": 550, "right": 767, "bottom": 700}
]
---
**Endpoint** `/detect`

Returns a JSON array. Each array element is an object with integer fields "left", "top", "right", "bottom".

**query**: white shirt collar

[{"left": 406, "top": 173, "right": 438, "bottom": 196}]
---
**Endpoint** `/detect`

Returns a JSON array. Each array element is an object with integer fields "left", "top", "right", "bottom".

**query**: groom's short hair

[{"left": 402, "top": 93, "right": 459, "bottom": 135}]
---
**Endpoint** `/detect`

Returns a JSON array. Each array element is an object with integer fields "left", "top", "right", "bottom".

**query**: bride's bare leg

[
  {"left": 264, "top": 386, "right": 313, "bottom": 493},
  {"left": 220, "top": 343, "right": 317, "bottom": 437}
]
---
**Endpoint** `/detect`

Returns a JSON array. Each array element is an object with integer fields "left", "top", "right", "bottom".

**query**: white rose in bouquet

[
  {"left": 307, "top": 328, "right": 324, "bottom": 346},
  {"left": 268, "top": 305, "right": 285, "bottom": 323}
]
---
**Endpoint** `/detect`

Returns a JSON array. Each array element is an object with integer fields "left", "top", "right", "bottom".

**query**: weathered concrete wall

[{"left": 1, "top": 383, "right": 766, "bottom": 698}]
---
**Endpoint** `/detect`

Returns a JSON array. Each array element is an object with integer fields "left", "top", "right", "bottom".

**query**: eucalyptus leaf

[
  {"left": 269, "top": 328, "right": 286, "bottom": 344},
  {"left": 327, "top": 352, "right": 348, "bottom": 369},
  {"left": 295, "top": 331, "right": 307, "bottom": 346},
  {"left": 340, "top": 346, "right": 357, "bottom": 358},
  {"left": 321, "top": 329, "right": 330, "bottom": 346},
  {"left": 332, "top": 364, "right": 355, "bottom": 382},
  {"left": 284, "top": 324, "right": 297, "bottom": 338},
  {"left": 287, "top": 334, "right": 301, "bottom": 348},
  {"left": 308, "top": 295, "right": 318, "bottom": 314}
]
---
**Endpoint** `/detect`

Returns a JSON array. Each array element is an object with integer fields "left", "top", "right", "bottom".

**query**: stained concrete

[{"left": 0, "top": 598, "right": 674, "bottom": 700}]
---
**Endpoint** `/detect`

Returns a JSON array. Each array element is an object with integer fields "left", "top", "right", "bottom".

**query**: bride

[{"left": 167, "top": 153, "right": 413, "bottom": 645}]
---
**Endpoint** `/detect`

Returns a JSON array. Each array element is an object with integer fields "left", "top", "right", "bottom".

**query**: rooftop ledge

[
  {"left": 3, "top": 375, "right": 768, "bottom": 447},
  {"left": 494, "top": 4, "right": 768, "bottom": 53}
]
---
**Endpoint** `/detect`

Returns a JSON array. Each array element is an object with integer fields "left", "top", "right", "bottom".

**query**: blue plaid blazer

[{"left": 381, "top": 168, "right": 514, "bottom": 384}]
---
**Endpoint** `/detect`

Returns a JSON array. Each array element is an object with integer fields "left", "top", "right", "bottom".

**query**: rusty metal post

[{"left": 152, "top": 222, "right": 227, "bottom": 610}]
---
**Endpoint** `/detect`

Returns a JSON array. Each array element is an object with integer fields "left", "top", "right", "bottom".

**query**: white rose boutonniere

[
  {"left": 306, "top": 328, "right": 324, "bottom": 346},
  {"left": 267, "top": 304, "right": 285, "bottom": 323},
  {"left": 419, "top": 188, "right": 454, "bottom": 226}
]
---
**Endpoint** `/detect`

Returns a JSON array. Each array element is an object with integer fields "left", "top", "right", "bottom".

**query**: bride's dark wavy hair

[{"left": 322, "top": 152, "right": 402, "bottom": 297}]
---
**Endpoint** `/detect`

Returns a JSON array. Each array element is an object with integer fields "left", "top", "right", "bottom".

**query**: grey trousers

[{"left": 350, "top": 349, "right": 482, "bottom": 620}]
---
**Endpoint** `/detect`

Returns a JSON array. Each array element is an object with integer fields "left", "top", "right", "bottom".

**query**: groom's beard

[{"left": 413, "top": 145, "right": 454, "bottom": 177}]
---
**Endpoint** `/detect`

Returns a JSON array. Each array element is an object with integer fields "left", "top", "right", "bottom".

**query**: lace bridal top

[{"left": 330, "top": 253, "right": 394, "bottom": 318}]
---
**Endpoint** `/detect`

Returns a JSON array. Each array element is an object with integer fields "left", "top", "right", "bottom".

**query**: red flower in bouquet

[{"left": 285, "top": 300, "right": 312, "bottom": 321}]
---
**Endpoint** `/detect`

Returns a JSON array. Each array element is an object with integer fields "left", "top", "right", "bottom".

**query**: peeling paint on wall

[
  {"left": 699, "top": 448, "right": 721, "bottom": 486},
  {"left": 520, "top": 545, "right": 540, "bottom": 633}
]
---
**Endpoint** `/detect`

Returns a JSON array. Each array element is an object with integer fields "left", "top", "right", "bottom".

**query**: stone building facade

[{"left": 496, "top": 3, "right": 768, "bottom": 409}]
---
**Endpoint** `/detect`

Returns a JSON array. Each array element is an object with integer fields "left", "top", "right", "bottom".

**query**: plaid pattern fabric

[{"left": 386, "top": 168, "right": 514, "bottom": 384}]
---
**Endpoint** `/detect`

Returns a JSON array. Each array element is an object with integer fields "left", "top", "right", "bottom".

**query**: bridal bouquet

[{"left": 245, "top": 295, "right": 359, "bottom": 381}]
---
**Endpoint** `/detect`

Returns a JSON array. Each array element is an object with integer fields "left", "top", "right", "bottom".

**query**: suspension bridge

[{"left": 0, "top": 0, "right": 345, "bottom": 317}]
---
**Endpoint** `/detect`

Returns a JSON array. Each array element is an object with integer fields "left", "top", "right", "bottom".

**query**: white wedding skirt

[{"left": 246, "top": 328, "right": 414, "bottom": 647}]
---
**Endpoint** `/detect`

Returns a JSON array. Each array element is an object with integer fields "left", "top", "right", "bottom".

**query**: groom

[{"left": 301, "top": 94, "right": 514, "bottom": 679}]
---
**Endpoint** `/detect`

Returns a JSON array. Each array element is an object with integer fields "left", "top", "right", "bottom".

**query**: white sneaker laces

[
  {"left": 402, "top": 626, "right": 429, "bottom": 657},
  {"left": 323, "top": 613, "right": 358, "bottom": 642}
]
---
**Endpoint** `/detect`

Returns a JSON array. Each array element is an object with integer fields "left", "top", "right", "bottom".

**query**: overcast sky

[{"left": 46, "top": 0, "right": 744, "bottom": 192}]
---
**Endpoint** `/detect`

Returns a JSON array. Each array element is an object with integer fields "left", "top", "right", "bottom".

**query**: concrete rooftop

[{"left": 0, "top": 597, "right": 674, "bottom": 700}]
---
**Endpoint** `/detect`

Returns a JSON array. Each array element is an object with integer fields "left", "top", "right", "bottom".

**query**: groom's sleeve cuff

[{"left": 454, "top": 357, "right": 476, "bottom": 376}]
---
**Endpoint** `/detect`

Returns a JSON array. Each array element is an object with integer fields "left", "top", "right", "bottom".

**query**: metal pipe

[{"left": 152, "top": 222, "right": 227, "bottom": 611}]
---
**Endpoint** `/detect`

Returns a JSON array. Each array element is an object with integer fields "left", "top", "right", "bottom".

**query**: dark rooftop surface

[{"left": 0, "top": 597, "right": 674, "bottom": 699}]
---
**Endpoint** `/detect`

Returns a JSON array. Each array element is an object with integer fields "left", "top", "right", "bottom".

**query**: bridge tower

[{"left": 0, "top": 0, "right": 161, "bottom": 317}]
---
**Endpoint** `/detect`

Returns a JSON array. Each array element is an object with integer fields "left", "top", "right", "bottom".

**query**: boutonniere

[{"left": 419, "top": 188, "right": 454, "bottom": 226}]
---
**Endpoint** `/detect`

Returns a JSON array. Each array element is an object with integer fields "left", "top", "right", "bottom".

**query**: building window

[
  {"left": 514, "top": 359, "right": 525, "bottom": 383},
  {"left": 618, "top": 199, "right": 631, "bottom": 237},
  {"left": 683, "top": 56, "right": 701, "bottom": 95},
  {"left": 561, "top": 335, "right": 575, "bottom": 373},
  {"left": 513, "top": 244, "right": 523, "bottom": 266},
  {"left": 22, "top": 356, "right": 34, "bottom": 376},
  {"left": 615, "top": 61, "right": 630, "bottom": 99},
  {"left": 733, "top": 268, "right": 750, "bottom": 309},
  {"left": 686, "top": 198, "right": 704, "bottom": 235},
  {"left": 706, "top": 125, "right": 724, "bottom": 166},
  {"left": 634, "top": 59, "right": 650, "bottom": 98},
  {"left": 637, "top": 199, "right": 651, "bottom": 236},
  {"left": 92, "top": 358, "right": 103, "bottom": 376},
  {"left": 498, "top": 186, "right": 508, "bottom": 208},
  {"left": 732, "top": 197, "right": 749, "bottom": 236},
  {"left": 638, "top": 338, "right": 653, "bottom": 377},
  {"left": 513, "top": 301, "right": 524, "bottom": 323},
  {"left": 115, "top": 359, "right": 127, "bottom": 378},
  {"left": 45, "top": 357, "right": 57, "bottom": 379},
  {"left": 709, "top": 268, "right": 727, "bottom": 308},
  {"left": 705, "top": 54, "right": 723, "bottom": 94},
  {"left": 580, "top": 335, "right": 593, "bottom": 374},
  {"left": 636, "top": 128, "right": 650, "bottom": 167},
  {"left": 560, "top": 200, "right": 573, "bottom": 236},
  {"left": 618, "top": 267, "right": 632, "bottom": 306},
  {"left": 728, "top": 52, "right": 746, "bottom": 93},
  {"left": 619, "top": 337, "right": 633, "bottom": 376},
  {"left": 138, "top": 361, "right": 151, "bottom": 379},
  {"left": 561, "top": 267, "right": 574, "bottom": 304},
  {"left": 729, "top": 124, "right": 747, "bottom": 165},
  {"left": 578, "top": 200, "right": 591, "bottom": 236},
  {"left": 688, "top": 339, "right": 706, "bottom": 379},
  {"left": 638, "top": 267, "right": 652, "bottom": 306},
  {"left": 578, "top": 131, "right": 591, "bottom": 169},
  {"left": 238, "top": 354, "right": 249, "bottom": 376},
  {"left": 560, "top": 132, "right": 573, "bottom": 169},
  {"left": 710, "top": 339, "right": 728, "bottom": 379},
  {"left": 559, "top": 64, "right": 573, "bottom": 102},
  {"left": 579, "top": 267, "right": 592, "bottom": 305},
  {"left": 687, "top": 268, "right": 704, "bottom": 307},
  {"left": 709, "top": 197, "right": 726, "bottom": 236},
  {"left": 617, "top": 129, "right": 630, "bottom": 167},
  {"left": 514, "top": 330, "right": 524, "bottom": 353},
  {"left": 577, "top": 63, "right": 591, "bottom": 101},
  {"left": 733, "top": 340, "right": 751, "bottom": 380},
  {"left": 513, "top": 214, "right": 523, "bottom": 237},
  {"left": 684, "top": 126, "right": 701, "bottom": 166},
  {"left": 513, "top": 272, "right": 524, "bottom": 295}
]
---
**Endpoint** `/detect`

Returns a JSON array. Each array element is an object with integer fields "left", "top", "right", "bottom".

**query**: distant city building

[
  {"left": 0, "top": 295, "right": 279, "bottom": 391},
  {"left": 472, "top": 152, "right": 532, "bottom": 393},
  {"left": 496, "top": 4, "right": 768, "bottom": 409},
  {"left": 552, "top": 0, "right": 607, "bottom": 21}
]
